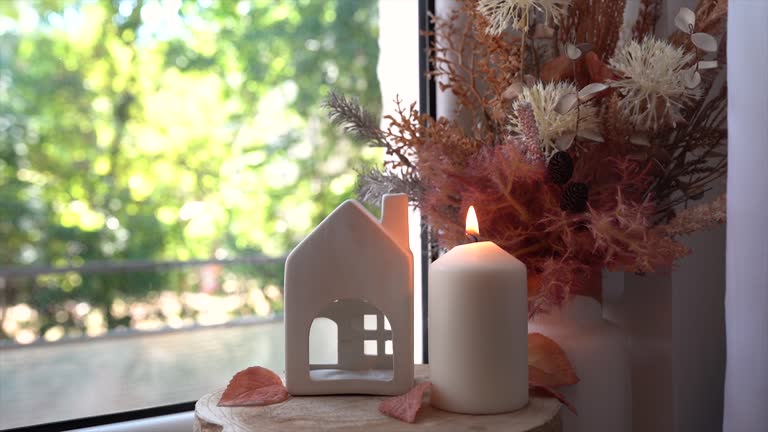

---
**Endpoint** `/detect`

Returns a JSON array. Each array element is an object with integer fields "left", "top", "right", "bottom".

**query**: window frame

[
  {"left": 1, "top": 1, "right": 436, "bottom": 430},
  {"left": 418, "top": 0, "right": 436, "bottom": 366}
]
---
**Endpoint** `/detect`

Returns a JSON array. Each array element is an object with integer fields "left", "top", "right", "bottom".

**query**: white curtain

[{"left": 724, "top": 1, "right": 768, "bottom": 431}]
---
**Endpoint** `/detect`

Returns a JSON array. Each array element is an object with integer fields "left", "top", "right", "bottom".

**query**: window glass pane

[{"left": 0, "top": 0, "right": 417, "bottom": 428}]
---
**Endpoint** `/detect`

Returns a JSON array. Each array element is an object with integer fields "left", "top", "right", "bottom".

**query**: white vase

[{"left": 528, "top": 294, "right": 632, "bottom": 432}]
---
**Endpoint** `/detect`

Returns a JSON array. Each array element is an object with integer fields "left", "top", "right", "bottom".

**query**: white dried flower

[
  {"left": 477, "top": 0, "right": 570, "bottom": 36},
  {"left": 609, "top": 36, "right": 701, "bottom": 131},
  {"left": 510, "top": 82, "right": 599, "bottom": 157}
]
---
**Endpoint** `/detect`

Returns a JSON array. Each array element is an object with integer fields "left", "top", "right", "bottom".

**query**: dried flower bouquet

[{"left": 328, "top": 0, "right": 728, "bottom": 316}]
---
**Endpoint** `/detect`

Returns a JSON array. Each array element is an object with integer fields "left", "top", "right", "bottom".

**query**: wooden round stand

[{"left": 194, "top": 365, "right": 561, "bottom": 432}]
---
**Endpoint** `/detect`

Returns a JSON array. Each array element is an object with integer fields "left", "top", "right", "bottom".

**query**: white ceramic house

[{"left": 284, "top": 193, "right": 414, "bottom": 395}]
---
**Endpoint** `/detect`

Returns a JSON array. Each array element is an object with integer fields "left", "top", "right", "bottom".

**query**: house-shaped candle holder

[{"left": 284, "top": 193, "right": 413, "bottom": 395}]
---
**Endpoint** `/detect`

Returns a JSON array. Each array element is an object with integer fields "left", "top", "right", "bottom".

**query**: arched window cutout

[
  {"left": 309, "top": 298, "right": 394, "bottom": 382},
  {"left": 309, "top": 317, "right": 338, "bottom": 365}
]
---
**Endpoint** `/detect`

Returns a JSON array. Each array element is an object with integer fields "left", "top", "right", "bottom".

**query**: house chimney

[{"left": 381, "top": 194, "right": 409, "bottom": 251}]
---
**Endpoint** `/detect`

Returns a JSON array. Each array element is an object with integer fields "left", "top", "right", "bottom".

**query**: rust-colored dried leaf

[
  {"left": 541, "top": 55, "right": 573, "bottom": 82},
  {"left": 529, "top": 365, "right": 558, "bottom": 387},
  {"left": 584, "top": 52, "right": 615, "bottom": 83},
  {"left": 379, "top": 382, "right": 432, "bottom": 423},
  {"left": 528, "top": 333, "right": 579, "bottom": 387},
  {"left": 528, "top": 272, "right": 544, "bottom": 298},
  {"left": 218, "top": 366, "right": 291, "bottom": 407},
  {"left": 530, "top": 385, "right": 578, "bottom": 414}
]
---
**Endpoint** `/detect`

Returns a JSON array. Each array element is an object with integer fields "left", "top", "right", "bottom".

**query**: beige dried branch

[
  {"left": 428, "top": 7, "right": 485, "bottom": 115},
  {"left": 426, "top": 1, "right": 522, "bottom": 136},
  {"left": 380, "top": 97, "right": 423, "bottom": 174}
]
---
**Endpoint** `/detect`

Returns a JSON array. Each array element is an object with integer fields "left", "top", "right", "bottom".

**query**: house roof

[
  {"left": 285, "top": 200, "right": 411, "bottom": 302},
  {"left": 288, "top": 200, "right": 407, "bottom": 261}
]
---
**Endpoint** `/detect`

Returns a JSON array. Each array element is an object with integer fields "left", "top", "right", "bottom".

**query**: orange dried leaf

[
  {"left": 585, "top": 52, "right": 615, "bottom": 83},
  {"left": 541, "top": 55, "right": 573, "bottom": 82},
  {"left": 379, "top": 382, "right": 432, "bottom": 423},
  {"left": 530, "top": 385, "right": 578, "bottom": 414},
  {"left": 218, "top": 366, "right": 290, "bottom": 407},
  {"left": 529, "top": 365, "right": 563, "bottom": 388},
  {"left": 528, "top": 333, "right": 579, "bottom": 387},
  {"left": 527, "top": 272, "right": 544, "bottom": 298}
]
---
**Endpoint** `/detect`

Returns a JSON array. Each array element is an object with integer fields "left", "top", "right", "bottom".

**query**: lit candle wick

[{"left": 466, "top": 205, "right": 480, "bottom": 243}]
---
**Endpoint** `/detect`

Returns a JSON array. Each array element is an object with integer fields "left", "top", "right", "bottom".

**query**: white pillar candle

[{"left": 428, "top": 206, "right": 528, "bottom": 414}]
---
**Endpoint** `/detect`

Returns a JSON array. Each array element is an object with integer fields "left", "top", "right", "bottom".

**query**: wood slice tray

[{"left": 194, "top": 365, "right": 561, "bottom": 432}]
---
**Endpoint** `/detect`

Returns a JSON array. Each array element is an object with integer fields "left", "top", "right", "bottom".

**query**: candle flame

[{"left": 466, "top": 205, "right": 479, "bottom": 237}]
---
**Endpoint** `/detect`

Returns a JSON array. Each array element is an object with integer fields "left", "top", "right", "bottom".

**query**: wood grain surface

[{"left": 194, "top": 365, "right": 561, "bottom": 432}]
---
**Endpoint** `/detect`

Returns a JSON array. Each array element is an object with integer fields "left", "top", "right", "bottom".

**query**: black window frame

[{"left": 418, "top": 0, "right": 436, "bottom": 365}]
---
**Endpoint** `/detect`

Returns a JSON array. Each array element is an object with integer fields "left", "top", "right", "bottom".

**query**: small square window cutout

[
  {"left": 364, "top": 340, "right": 378, "bottom": 356},
  {"left": 385, "top": 340, "right": 393, "bottom": 355},
  {"left": 364, "top": 314, "right": 377, "bottom": 330}
]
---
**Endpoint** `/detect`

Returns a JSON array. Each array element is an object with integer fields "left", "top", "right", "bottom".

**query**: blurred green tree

[{"left": 0, "top": 0, "right": 382, "bottom": 340}]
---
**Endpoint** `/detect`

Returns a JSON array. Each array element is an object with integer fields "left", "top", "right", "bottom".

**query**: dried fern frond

[
  {"left": 324, "top": 91, "right": 386, "bottom": 146},
  {"left": 587, "top": 192, "right": 689, "bottom": 273},
  {"left": 357, "top": 169, "right": 424, "bottom": 206},
  {"left": 325, "top": 92, "right": 416, "bottom": 172},
  {"left": 426, "top": 2, "right": 522, "bottom": 133},
  {"left": 528, "top": 257, "right": 590, "bottom": 317}
]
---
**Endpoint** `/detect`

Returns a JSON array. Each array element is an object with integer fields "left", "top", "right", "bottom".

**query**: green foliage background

[{"left": 0, "top": 0, "right": 382, "bottom": 341}]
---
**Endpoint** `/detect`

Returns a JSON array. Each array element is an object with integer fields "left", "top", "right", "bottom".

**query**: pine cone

[
  {"left": 547, "top": 151, "right": 574, "bottom": 185},
  {"left": 561, "top": 182, "right": 589, "bottom": 213}
]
